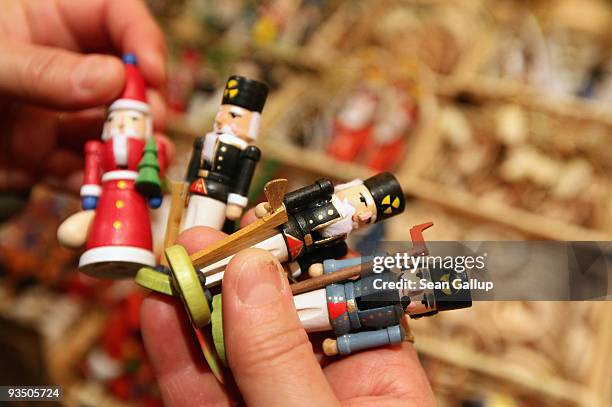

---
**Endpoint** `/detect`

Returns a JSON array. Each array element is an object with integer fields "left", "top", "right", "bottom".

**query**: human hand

[
  {"left": 141, "top": 221, "right": 436, "bottom": 406},
  {"left": 0, "top": 0, "right": 166, "bottom": 193}
]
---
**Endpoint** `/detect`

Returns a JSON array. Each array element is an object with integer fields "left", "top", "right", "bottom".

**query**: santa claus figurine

[{"left": 58, "top": 54, "right": 168, "bottom": 278}]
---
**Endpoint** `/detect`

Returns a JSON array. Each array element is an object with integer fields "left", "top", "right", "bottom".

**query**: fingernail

[
  {"left": 73, "top": 56, "right": 121, "bottom": 96},
  {"left": 142, "top": 50, "right": 166, "bottom": 86},
  {"left": 236, "top": 251, "right": 285, "bottom": 306},
  {"left": 74, "top": 56, "right": 104, "bottom": 90}
]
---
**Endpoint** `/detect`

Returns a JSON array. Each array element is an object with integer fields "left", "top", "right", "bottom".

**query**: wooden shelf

[
  {"left": 405, "top": 177, "right": 611, "bottom": 241},
  {"left": 416, "top": 334, "right": 597, "bottom": 406}
]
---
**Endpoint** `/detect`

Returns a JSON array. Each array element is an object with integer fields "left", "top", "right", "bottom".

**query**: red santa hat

[{"left": 109, "top": 54, "right": 150, "bottom": 113}]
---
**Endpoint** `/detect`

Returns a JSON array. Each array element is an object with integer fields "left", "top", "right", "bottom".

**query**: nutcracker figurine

[
  {"left": 58, "top": 54, "right": 168, "bottom": 278},
  {"left": 208, "top": 260, "right": 471, "bottom": 362},
  {"left": 182, "top": 76, "right": 269, "bottom": 231},
  {"left": 197, "top": 171, "right": 405, "bottom": 286},
  {"left": 295, "top": 261, "right": 471, "bottom": 355}
]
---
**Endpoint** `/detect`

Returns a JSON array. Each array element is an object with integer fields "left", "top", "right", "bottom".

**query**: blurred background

[{"left": 0, "top": 0, "right": 611, "bottom": 406}]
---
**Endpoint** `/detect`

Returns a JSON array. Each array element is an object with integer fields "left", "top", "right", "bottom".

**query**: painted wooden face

[
  {"left": 104, "top": 109, "right": 147, "bottom": 140},
  {"left": 214, "top": 104, "right": 257, "bottom": 140},
  {"left": 335, "top": 183, "right": 377, "bottom": 228}
]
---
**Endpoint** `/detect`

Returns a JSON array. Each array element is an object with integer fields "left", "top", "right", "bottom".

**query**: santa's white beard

[
  {"left": 108, "top": 128, "right": 140, "bottom": 166},
  {"left": 321, "top": 198, "right": 357, "bottom": 238}
]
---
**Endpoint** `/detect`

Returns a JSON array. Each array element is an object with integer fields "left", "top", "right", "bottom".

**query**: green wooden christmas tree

[{"left": 136, "top": 137, "right": 162, "bottom": 197}]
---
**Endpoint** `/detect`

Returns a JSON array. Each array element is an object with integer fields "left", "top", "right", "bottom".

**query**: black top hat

[
  {"left": 429, "top": 266, "right": 472, "bottom": 312},
  {"left": 221, "top": 75, "right": 269, "bottom": 113},
  {"left": 363, "top": 172, "right": 405, "bottom": 222}
]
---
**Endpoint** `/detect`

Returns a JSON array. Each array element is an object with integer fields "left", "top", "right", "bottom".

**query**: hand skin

[
  {"left": 141, "top": 213, "right": 436, "bottom": 407},
  {"left": 0, "top": 0, "right": 168, "bottom": 193}
]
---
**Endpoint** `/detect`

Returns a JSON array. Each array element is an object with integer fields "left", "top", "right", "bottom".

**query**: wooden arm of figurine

[
  {"left": 291, "top": 263, "right": 363, "bottom": 295},
  {"left": 322, "top": 325, "right": 406, "bottom": 356},
  {"left": 81, "top": 140, "right": 103, "bottom": 200},
  {"left": 154, "top": 135, "right": 170, "bottom": 178}
]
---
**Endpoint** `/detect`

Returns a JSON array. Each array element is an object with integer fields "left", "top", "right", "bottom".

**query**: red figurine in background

[
  {"left": 326, "top": 82, "right": 418, "bottom": 172},
  {"left": 365, "top": 85, "right": 417, "bottom": 171},
  {"left": 58, "top": 54, "right": 168, "bottom": 279},
  {"left": 326, "top": 87, "right": 377, "bottom": 161}
]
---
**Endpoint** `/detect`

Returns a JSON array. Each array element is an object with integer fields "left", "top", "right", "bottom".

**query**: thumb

[
  {"left": 0, "top": 40, "right": 124, "bottom": 109},
  {"left": 222, "top": 249, "right": 340, "bottom": 407}
]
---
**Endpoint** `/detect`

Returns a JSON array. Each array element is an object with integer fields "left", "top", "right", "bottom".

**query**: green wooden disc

[
  {"left": 211, "top": 294, "right": 226, "bottom": 365},
  {"left": 166, "top": 245, "right": 211, "bottom": 327},
  {"left": 135, "top": 267, "right": 175, "bottom": 296}
]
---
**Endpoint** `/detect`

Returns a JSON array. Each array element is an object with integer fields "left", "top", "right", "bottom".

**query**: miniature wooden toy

[
  {"left": 57, "top": 54, "right": 168, "bottom": 278},
  {"left": 199, "top": 172, "right": 406, "bottom": 286},
  {"left": 295, "top": 259, "right": 471, "bottom": 356},
  {"left": 181, "top": 75, "right": 269, "bottom": 231},
  {"left": 136, "top": 173, "right": 405, "bottom": 294},
  {"left": 209, "top": 255, "right": 472, "bottom": 359}
]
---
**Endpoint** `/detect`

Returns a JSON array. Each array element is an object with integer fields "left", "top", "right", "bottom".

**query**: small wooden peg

[
  {"left": 323, "top": 338, "right": 339, "bottom": 356},
  {"left": 160, "top": 181, "right": 189, "bottom": 266},
  {"left": 308, "top": 263, "right": 324, "bottom": 277},
  {"left": 254, "top": 202, "right": 271, "bottom": 218}
]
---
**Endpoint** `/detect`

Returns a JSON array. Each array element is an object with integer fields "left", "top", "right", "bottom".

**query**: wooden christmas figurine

[
  {"left": 58, "top": 54, "right": 168, "bottom": 278},
  {"left": 182, "top": 76, "right": 269, "bottom": 231},
  {"left": 294, "top": 260, "right": 471, "bottom": 356},
  {"left": 196, "top": 172, "right": 406, "bottom": 286},
  {"left": 208, "top": 258, "right": 472, "bottom": 361}
]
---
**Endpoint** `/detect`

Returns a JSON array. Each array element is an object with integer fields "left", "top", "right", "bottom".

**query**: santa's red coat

[{"left": 82, "top": 137, "right": 167, "bottom": 252}]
